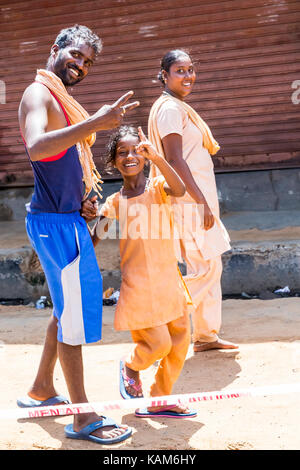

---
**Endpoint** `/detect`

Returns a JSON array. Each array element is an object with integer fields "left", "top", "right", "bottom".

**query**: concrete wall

[
  {"left": 0, "top": 187, "right": 33, "bottom": 221},
  {"left": 215, "top": 168, "right": 300, "bottom": 213},
  {"left": 0, "top": 182, "right": 123, "bottom": 221},
  {"left": 2, "top": 240, "right": 299, "bottom": 302},
  {"left": 0, "top": 169, "right": 299, "bottom": 302},
  {"left": 1, "top": 168, "right": 299, "bottom": 221}
]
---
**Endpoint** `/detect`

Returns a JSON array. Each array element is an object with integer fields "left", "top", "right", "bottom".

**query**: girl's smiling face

[
  {"left": 164, "top": 55, "right": 196, "bottom": 100},
  {"left": 114, "top": 135, "right": 145, "bottom": 176}
]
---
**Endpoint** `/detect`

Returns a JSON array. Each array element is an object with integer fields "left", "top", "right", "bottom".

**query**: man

[{"left": 18, "top": 24, "right": 139, "bottom": 445}]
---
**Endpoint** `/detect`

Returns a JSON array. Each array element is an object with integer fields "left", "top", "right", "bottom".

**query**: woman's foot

[
  {"left": 135, "top": 403, "right": 197, "bottom": 418},
  {"left": 193, "top": 337, "right": 238, "bottom": 352},
  {"left": 147, "top": 404, "right": 193, "bottom": 414}
]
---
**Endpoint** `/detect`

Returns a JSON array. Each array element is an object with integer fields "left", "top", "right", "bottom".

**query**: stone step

[{"left": 0, "top": 214, "right": 299, "bottom": 302}]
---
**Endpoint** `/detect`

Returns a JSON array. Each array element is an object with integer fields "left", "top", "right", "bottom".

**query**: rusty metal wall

[{"left": 0, "top": 0, "right": 300, "bottom": 185}]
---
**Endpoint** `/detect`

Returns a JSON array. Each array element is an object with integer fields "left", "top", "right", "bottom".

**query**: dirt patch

[{"left": 0, "top": 298, "right": 300, "bottom": 450}]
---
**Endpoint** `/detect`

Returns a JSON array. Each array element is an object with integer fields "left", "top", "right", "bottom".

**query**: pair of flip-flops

[
  {"left": 119, "top": 360, "right": 197, "bottom": 418},
  {"left": 17, "top": 394, "right": 132, "bottom": 445}
]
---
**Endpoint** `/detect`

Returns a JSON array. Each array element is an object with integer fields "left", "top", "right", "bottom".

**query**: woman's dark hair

[
  {"left": 157, "top": 49, "right": 192, "bottom": 84},
  {"left": 105, "top": 125, "right": 139, "bottom": 170}
]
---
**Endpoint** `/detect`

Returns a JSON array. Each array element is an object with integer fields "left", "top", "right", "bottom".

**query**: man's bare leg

[
  {"left": 26, "top": 315, "right": 128, "bottom": 440},
  {"left": 27, "top": 315, "right": 61, "bottom": 401},
  {"left": 57, "top": 341, "right": 129, "bottom": 440}
]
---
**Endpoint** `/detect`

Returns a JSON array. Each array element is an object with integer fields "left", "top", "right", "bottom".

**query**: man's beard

[
  {"left": 56, "top": 65, "right": 83, "bottom": 87},
  {"left": 52, "top": 52, "right": 83, "bottom": 87}
]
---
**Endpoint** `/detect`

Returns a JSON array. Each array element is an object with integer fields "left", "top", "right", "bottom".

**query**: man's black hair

[{"left": 54, "top": 24, "right": 102, "bottom": 55}]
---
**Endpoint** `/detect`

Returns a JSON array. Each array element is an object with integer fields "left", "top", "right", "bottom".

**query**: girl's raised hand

[{"left": 136, "top": 126, "right": 160, "bottom": 162}]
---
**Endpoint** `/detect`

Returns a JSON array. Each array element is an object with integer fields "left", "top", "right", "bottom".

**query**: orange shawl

[
  {"left": 35, "top": 69, "right": 102, "bottom": 199},
  {"left": 148, "top": 93, "right": 220, "bottom": 178}
]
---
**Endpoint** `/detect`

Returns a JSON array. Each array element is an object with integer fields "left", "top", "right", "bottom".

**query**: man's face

[{"left": 51, "top": 39, "right": 95, "bottom": 86}]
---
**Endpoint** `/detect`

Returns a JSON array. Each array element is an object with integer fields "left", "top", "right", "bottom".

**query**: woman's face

[
  {"left": 114, "top": 135, "right": 145, "bottom": 177},
  {"left": 164, "top": 55, "right": 196, "bottom": 100}
]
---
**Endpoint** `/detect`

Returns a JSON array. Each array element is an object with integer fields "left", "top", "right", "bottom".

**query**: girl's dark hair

[
  {"left": 157, "top": 49, "right": 191, "bottom": 84},
  {"left": 105, "top": 125, "right": 139, "bottom": 170}
]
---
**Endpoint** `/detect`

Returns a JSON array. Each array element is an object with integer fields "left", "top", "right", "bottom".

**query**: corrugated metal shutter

[{"left": 1, "top": 0, "right": 300, "bottom": 186}]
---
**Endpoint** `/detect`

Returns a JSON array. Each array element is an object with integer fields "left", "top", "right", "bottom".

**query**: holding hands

[{"left": 80, "top": 195, "right": 99, "bottom": 221}]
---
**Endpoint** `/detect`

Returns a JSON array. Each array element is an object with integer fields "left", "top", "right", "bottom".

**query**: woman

[{"left": 148, "top": 49, "right": 238, "bottom": 352}]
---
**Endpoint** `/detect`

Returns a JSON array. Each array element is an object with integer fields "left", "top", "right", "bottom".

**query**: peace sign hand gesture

[{"left": 93, "top": 91, "right": 140, "bottom": 131}]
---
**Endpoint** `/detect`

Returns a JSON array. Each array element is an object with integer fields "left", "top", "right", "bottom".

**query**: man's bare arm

[{"left": 19, "top": 83, "right": 139, "bottom": 161}]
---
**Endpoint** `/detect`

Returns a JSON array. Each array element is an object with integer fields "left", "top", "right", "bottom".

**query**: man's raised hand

[
  {"left": 93, "top": 91, "right": 139, "bottom": 130},
  {"left": 113, "top": 91, "right": 140, "bottom": 116}
]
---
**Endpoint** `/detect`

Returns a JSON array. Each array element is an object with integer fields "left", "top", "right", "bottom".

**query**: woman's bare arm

[{"left": 161, "top": 133, "right": 214, "bottom": 230}]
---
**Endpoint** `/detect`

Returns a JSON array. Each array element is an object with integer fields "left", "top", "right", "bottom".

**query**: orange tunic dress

[
  {"left": 149, "top": 95, "right": 231, "bottom": 261},
  {"left": 100, "top": 176, "right": 187, "bottom": 331}
]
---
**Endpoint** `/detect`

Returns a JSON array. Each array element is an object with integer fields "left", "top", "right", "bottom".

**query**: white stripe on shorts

[{"left": 60, "top": 226, "right": 86, "bottom": 345}]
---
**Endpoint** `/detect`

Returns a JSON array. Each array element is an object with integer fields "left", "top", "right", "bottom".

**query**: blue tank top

[{"left": 23, "top": 86, "right": 84, "bottom": 214}]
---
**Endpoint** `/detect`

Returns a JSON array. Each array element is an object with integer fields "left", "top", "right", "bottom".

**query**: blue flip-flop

[
  {"left": 119, "top": 360, "right": 143, "bottom": 400},
  {"left": 64, "top": 417, "right": 132, "bottom": 445},
  {"left": 135, "top": 405, "right": 197, "bottom": 419},
  {"left": 17, "top": 394, "right": 70, "bottom": 408}
]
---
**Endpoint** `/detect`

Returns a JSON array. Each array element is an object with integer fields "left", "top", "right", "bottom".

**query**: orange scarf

[
  {"left": 35, "top": 69, "right": 103, "bottom": 199},
  {"left": 148, "top": 93, "right": 220, "bottom": 178}
]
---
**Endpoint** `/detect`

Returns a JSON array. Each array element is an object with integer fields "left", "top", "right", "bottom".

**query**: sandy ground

[{"left": 0, "top": 298, "right": 300, "bottom": 451}]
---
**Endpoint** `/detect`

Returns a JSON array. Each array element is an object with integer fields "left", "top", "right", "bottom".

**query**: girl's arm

[
  {"left": 91, "top": 216, "right": 112, "bottom": 247},
  {"left": 136, "top": 127, "right": 185, "bottom": 197},
  {"left": 161, "top": 133, "right": 214, "bottom": 231},
  {"left": 81, "top": 195, "right": 112, "bottom": 246}
]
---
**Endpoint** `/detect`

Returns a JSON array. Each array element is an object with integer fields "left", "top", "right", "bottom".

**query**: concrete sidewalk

[{"left": 0, "top": 210, "right": 299, "bottom": 302}]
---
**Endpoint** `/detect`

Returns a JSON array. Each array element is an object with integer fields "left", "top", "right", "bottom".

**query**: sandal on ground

[
  {"left": 193, "top": 338, "right": 239, "bottom": 352},
  {"left": 119, "top": 360, "right": 143, "bottom": 400},
  {"left": 65, "top": 416, "right": 132, "bottom": 445},
  {"left": 135, "top": 404, "right": 197, "bottom": 419}
]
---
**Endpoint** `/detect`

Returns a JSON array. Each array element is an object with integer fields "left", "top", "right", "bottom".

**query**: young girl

[{"left": 92, "top": 125, "right": 197, "bottom": 418}]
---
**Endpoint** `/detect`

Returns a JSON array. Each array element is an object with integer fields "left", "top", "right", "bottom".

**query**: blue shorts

[{"left": 26, "top": 211, "right": 102, "bottom": 345}]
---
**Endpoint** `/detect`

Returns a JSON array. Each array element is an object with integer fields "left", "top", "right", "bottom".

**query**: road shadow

[{"left": 17, "top": 411, "right": 203, "bottom": 450}]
